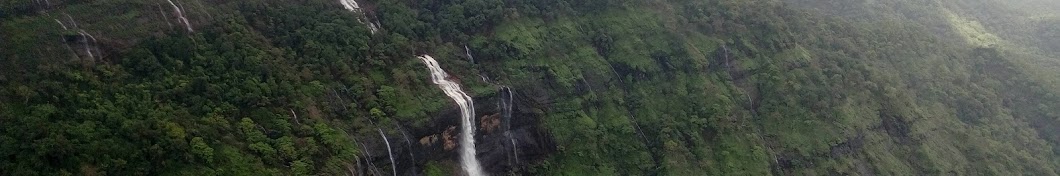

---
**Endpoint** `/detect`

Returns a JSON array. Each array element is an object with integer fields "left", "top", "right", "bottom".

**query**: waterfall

[
  {"left": 500, "top": 86, "right": 518, "bottom": 165},
  {"left": 417, "top": 55, "right": 485, "bottom": 176},
  {"left": 378, "top": 129, "right": 397, "bottom": 176},
  {"left": 77, "top": 31, "right": 94, "bottom": 59},
  {"left": 175, "top": 0, "right": 194, "bottom": 32},
  {"left": 464, "top": 45, "right": 475, "bottom": 63},
  {"left": 338, "top": 0, "right": 361, "bottom": 11},
  {"left": 78, "top": 30, "right": 100, "bottom": 60},
  {"left": 368, "top": 21, "right": 381, "bottom": 34},
  {"left": 165, "top": 0, "right": 193, "bottom": 32},
  {"left": 63, "top": 14, "right": 78, "bottom": 29},
  {"left": 55, "top": 17, "right": 76, "bottom": 60},
  {"left": 338, "top": 0, "right": 379, "bottom": 34},
  {"left": 80, "top": 30, "right": 98, "bottom": 44},
  {"left": 156, "top": 3, "right": 174, "bottom": 28},
  {"left": 54, "top": 19, "right": 68, "bottom": 30},
  {"left": 501, "top": 87, "right": 513, "bottom": 131},
  {"left": 510, "top": 138, "right": 518, "bottom": 164},
  {"left": 34, "top": 0, "right": 51, "bottom": 8},
  {"left": 356, "top": 141, "right": 383, "bottom": 176},
  {"left": 398, "top": 128, "right": 417, "bottom": 165}
]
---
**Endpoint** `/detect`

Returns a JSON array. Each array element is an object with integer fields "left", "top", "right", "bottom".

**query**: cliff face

[
  {"left": 2, "top": 0, "right": 1060, "bottom": 175},
  {"left": 354, "top": 86, "right": 555, "bottom": 175}
]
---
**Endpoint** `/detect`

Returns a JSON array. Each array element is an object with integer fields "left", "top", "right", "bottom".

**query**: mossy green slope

[{"left": 1, "top": 0, "right": 1058, "bottom": 175}]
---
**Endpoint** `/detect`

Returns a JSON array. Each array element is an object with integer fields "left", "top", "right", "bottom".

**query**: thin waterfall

[
  {"left": 77, "top": 31, "right": 94, "bottom": 60},
  {"left": 64, "top": 14, "right": 78, "bottom": 29},
  {"left": 501, "top": 87, "right": 513, "bottom": 132},
  {"left": 500, "top": 86, "right": 518, "bottom": 165},
  {"left": 80, "top": 30, "right": 98, "bottom": 44},
  {"left": 54, "top": 19, "right": 68, "bottom": 30},
  {"left": 165, "top": 0, "right": 193, "bottom": 32},
  {"left": 54, "top": 19, "right": 76, "bottom": 60},
  {"left": 378, "top": 129, "right": 397, "bottom": 176},
  {"left": 368, "top": 22, "right": 381, "bottom": 34},
  {"left": 191, "top": 0, "right": 213, "bottom": 19},
  {"left": 338, "top": 0, "right": 362, "bottom": 12},
  {"left": 175, "top": 0, "right": 194, "bottom": 32},
  {"left": 355, "top": 155, "right": 364, "bottom": 176},
  {"left": 356, "top": 141, "right": 383, "bottom": 176},
  {"left": 510, "top": 138, "right": 518, "bottom": 165},
  {"left": 156, "top": 3, "right": 174, "bottom": 28},
  {"left": 338, "top": 0, "right": 379, "bottom": 33},
  {"left": 79, "top": 30, "right": 100, "bottom": 60},
  {"left": 417, "top": 55, "right": 485, "bottom": 176},
  {"left": 464, "top": 45, "right": 475, "bottom": 63},
  {"left": 176, "top": 1, "right": 192, "bottom": 24},
  {"left": 398, "top": 128, "right": 417, "bottom": 165}
]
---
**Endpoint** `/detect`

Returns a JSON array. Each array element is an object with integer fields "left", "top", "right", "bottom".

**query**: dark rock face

[
  {"left": 474, "top": 87, "right": 556, "bottom": 174},
  {"left": 361, "top": 86, "right": 556, "bottom": 175}
]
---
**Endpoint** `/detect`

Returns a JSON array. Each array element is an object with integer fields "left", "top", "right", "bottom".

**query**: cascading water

[
  {"left": 338, "top": 0, "right": 362, "bottom": 13},
  {"left": 78, "top": 30, "right": 100, "bottom": 60},
  {"left": 499, "top": 86, "right": 518, "bottom": 165},
  {"left": 464, "top": 45, "right": 475, "bottom": 63},
  {"left": 54, "top": 19, "right": 68, "bottom": 30},
  {"left": 33, "top": 0, "right": 51, "bottom": 8},
  {"left": 155, "top": 3, "right": 174, "bottom": 28},
  {"left": 417, "top": 55, "right": 485, "bottom": 176},
  {"left": 77, "top": 31, "right": 94, "bottom": 59},
  {"left": 501, "top": 87, "right": 513, "bottom": 132},
  {"left": 378, "top": 129, "right": 397, "bottom": 176},
  {"left": 54, "top": 19, "right": 79, "bottom": 60},
  {"left": 353, "top": 139, "right": 382, "bottom": 176},
  {"left": 165, "top": 0, "right": 193, "bottom": 32},
  {"left": 398, "top": 128, "right": 417, "bottom": 164},
  {"left": 81, "top": 30, "right": 98, "bottom": 44},
  {"left": 368, "top": 22, "right": 381, "bottom": 34},
  {"left": 338, "top": 0, "right": 379, "bottom": 33}
]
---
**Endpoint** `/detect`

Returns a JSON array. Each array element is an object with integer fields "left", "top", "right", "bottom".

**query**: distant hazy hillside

[{"left": 1, "top": 0, "right": 1057, "bottom": 175}]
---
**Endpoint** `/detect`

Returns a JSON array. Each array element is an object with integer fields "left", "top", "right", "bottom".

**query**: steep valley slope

[{"left": 1, "top": 0, "right": 1058, "bottom": 175}]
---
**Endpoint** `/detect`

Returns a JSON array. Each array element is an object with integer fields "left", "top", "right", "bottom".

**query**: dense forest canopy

[{"left": 1, "top": 0, "right": 1058, "bottom": 175}]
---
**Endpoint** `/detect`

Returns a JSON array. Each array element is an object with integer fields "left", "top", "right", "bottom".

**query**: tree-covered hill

[{"left": 1, "top": 0, "right": 1058, "bottom": 175}]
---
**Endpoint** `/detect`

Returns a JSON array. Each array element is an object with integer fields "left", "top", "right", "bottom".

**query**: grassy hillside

[{"left": 1, "top": 0, "right": 1058, "bottom": 175}]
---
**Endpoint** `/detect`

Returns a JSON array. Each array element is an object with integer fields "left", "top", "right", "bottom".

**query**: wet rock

[{"left": 385, "top": 86, "right": 556, "bottom": 175}]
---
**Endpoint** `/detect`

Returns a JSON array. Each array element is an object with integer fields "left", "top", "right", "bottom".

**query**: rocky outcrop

[{"left": 357, "top": 86, "right": 555, "bottom": 175}]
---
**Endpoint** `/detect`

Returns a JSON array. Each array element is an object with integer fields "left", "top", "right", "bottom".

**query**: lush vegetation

[{"left": 1, "top": 0, "right": 1058, "bottom": 175}]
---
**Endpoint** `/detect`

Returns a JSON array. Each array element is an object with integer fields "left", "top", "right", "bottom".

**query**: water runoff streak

[
  {"left": 378, "top": 129, "right": 397, "bottom": 176},
  {"left": 339, "top": 0, "right": 379, "bottom": 33},
  {"left": 500, "top": 86, "right": 518, "bottom": 165},
  {"left": 165, "top": 0, "right": 193, "bottom": 32},
  {"left": 417, "top": 55, "right": 485, "bottom": 176}
]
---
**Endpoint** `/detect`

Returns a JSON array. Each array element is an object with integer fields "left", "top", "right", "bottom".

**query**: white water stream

[
  {"left": 398, "top": 128, "right": 416, "bottom": 164},
  {"left": 54, "top": 19, "right": 68, "bottom": 30},
  {"left": 77, "top": 31, "right": 94, "bottom": 59},
  {"left": 165, "top": 0, "right": 193, "bottom": 32},
  {"left": 417, "top": 55, "right": 485, "bottom": 176},
  {"left": 339, "top": 0, "right": 379, "bottom": 33},
  {"left": 500, "top": 86, "right": 518, "bottom": 165},
  {"left": 464, "top": 45, "right": 475, "bottom": 63},
  {"left": 378, "top": 129, "right": 397, "bottom": 176}
]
